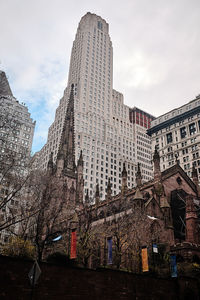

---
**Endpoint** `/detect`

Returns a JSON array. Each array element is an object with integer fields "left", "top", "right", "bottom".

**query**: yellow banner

[{"left": 141, "top": 247, "right": 149, "bottom": 272}]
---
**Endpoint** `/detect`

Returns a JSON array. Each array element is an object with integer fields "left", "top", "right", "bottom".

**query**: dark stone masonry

[{"left": 0, "top": 255, "right": 199, "bottom": 299}]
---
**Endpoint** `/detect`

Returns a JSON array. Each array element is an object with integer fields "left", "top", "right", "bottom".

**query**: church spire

[
  {"left": 77, "top": 150, "right": 83, "bottom": 167},
  {"left": 121, "top": 162, "right": 128, "bottom": 194},
  {"left": 106, "top": 178, "right": 112, "bottom": 201},
  {"left": 56, "top": 84, "right": 76, "bottom": 177},
  {"left": 95, "top": 183, "right": 100, "bottom": 205},
  {"left": 153, "top": 146, "right": 161, "bottom": 180},
  {"left": 191, "top": 163, "right": 200, "bottom": 196},
  {"left": 76, "top": 150, "right": 84, "bottom": 204},
  {"left": 136, "top": 163, "right": 142, "bottom": 187}
]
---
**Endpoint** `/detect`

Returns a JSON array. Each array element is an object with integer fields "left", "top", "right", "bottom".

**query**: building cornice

[{"left": 148, "top": 105, "right": 200, "bottom": 136}]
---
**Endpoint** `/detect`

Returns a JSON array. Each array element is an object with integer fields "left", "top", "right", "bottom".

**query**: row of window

[{"left": 166, "top": 122, "right": 199, "bottom": 144}]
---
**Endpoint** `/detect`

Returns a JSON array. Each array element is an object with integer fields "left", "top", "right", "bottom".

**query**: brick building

[
  {"left": 129, "top": 106, "right": 155, "bottom": 129},
  {"left": 73, "top": 151, "right": 200, "bottom": 269}
]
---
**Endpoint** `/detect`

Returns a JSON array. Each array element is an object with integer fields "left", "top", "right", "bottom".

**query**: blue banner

[
  {"left": 107, "top": 238, "right": 112, "bottom": 265},
  {"left": 170, "top": 255, "right": 177, "bottom": 278}
]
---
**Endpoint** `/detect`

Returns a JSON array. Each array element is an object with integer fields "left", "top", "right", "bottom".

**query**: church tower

[
  {"left": 46, "top": 84, "right": 84, "bottom": 207},
  {"left": 121, "top": 162, "right": 128, "bottom": 194},
  {"left": 153, "top": 147, "right": 161, "bottom": 181},
  {"left": 185, "top": 194, "right": 199, "bottom": 244},
  {"left": 56, "top": 84, "right": 76, "bottom": 178}
]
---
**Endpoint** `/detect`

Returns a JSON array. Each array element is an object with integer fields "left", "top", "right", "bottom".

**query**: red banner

[{"left": 70, "top": 231, "right": 77, "bottom": 259}]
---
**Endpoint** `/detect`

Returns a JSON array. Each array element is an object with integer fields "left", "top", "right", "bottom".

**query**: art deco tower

[{"left": 38, "top": 13, "right": 153, "bottom": 201}]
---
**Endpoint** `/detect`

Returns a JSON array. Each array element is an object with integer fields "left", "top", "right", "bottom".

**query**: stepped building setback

[{"left": 37, "top": 12, "right": 154, "bottom": 201}]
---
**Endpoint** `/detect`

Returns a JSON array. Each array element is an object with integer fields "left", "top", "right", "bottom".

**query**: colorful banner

[
  {"left": 141, "top": 246, "right": 149, "bottom": 272},
  {"left": 107, "top": 237, "right": 112, "bottom": 265},
  {"left": 70, "top": 231, "right": 77, "bottom": 259},
  {"left": 153, "top": 244, "right": 158, "bottom": 253},
  {"left": 170, "top": 255, "right": 177, "bottom": 278}
]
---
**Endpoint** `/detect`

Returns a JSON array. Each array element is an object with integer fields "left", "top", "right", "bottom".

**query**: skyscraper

[
  {"left": 0, "top": 70, "right": 35, "bottom": 158},
  {"left": 0, "top": 70, "right": 35, "bottom": 243},
  {"left": 38, "top": 13, "right": 153, "bottom": 200}
]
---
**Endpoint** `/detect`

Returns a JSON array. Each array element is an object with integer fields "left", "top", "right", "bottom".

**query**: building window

[
  {"left": 97, "top": 21, "right": 103, "bottom": 30},
  {"left": 189, "top": 123, "right": 196, "bottom": 135},
  {"left": 166, "top": 133, "right": 173, "bottom": 144},
  {"left": 198, "top": 120, "right": 200, "bottom": 130},
  {"left": 180, "top": 127, "right": 186, "bottom": 139}
]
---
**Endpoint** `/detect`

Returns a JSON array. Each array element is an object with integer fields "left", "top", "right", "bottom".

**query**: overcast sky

[{"left": 1, "top": 0, "right": 200, "bottom": 153}]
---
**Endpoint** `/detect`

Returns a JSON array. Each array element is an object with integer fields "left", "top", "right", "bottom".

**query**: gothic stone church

[{"left": 46, "top": 85, "right": 200, "bottom": 268}]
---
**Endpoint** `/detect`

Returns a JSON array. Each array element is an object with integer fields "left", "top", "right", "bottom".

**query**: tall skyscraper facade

[
  {"left": 38, "top": 13, "right": 153, "bottom": 200},
  {"left": 0, "top": 70, "right": 35, "bottom": 243},
  {"left": 0, "top": 70, "right": 35, "bottom": 158}
]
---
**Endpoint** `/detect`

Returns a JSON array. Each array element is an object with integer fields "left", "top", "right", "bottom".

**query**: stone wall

[{"left": 0, "top": 255, "right": 199, "bottom": 299}]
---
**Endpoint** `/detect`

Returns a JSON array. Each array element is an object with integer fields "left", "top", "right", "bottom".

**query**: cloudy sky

[{"left": 1, "top": 0, "right": 200, "bottom": 153}]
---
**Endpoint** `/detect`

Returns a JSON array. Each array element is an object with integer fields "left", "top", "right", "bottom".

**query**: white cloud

[
  {"left": 0, "top": 0, "right": 200, "bottom": 152},
  {"left": 115, "top": 52, "right": 168, "bottom": 89}
]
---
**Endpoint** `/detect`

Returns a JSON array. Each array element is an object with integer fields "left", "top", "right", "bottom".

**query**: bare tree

[
  {"left": 76, "top": 206, "right": 101, "bottom": 267},
  {"left": 21, "top": 171, "right": 76, "bottom": 262},
  {"left": 104, "top": 211, "right": 132, "bottom": 269},
  {"left": 0, "top": 97, "right": 34, "bottom": 238},
  {"left": 96, "top": 203, "right": 162, "bottom": 272}
]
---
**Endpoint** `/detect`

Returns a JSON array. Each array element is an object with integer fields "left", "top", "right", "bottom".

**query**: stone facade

[
  {"left": 0, "top": 70, "right": 35, "bottom": 243},
  {"left": 148, "top": 94, "right": 200, "bottom": 182},
  {"left": 1, "top": 255, "right": 199, "bottom": 300},
  {"left": 73, "top": 149, "right": 200, "bottom": 269},
  {"left": 42, "top": 85, "right": 84, "bottom": 259},
  {"left": 46, "top": 84, "right": 84, "bottom": 205},
  {"left": 44, "top": 85, "right": 200, "bottom": 268},
  {"left": 36, "top": 12, "right": 154, "bottom": 201},
  {"left": 0, "top": 70, "right": 35, "bottom": 157}
]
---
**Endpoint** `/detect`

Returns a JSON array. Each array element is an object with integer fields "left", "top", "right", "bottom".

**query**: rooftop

[{"left": 0, "top": 70, "right": 13, "bottom": 97}]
